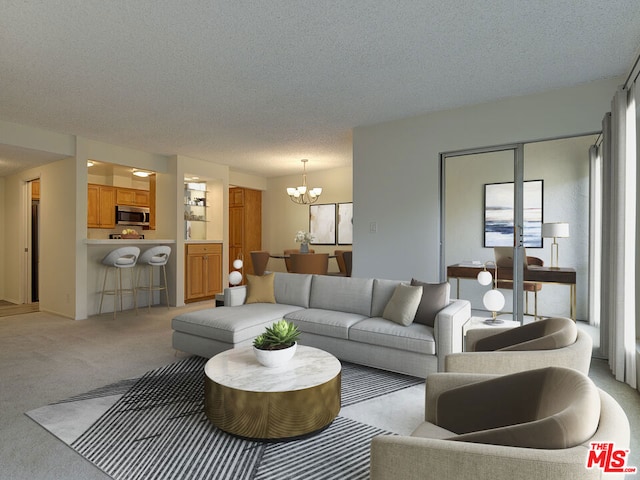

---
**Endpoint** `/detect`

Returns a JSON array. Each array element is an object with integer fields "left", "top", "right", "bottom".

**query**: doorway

[
  {"left": 441, "top": 145, "right": 526, "bottom": 324},
  {"left": 441, "top": 134, "right": 597, "bottom": 331},
  {"left": 28, "top": 179, "right": 40, "bottom": 304}
]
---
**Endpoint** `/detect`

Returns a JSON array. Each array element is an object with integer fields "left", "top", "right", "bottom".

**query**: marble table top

[{"left": 204, "top": 345, "right": 341, "bottom": 393}]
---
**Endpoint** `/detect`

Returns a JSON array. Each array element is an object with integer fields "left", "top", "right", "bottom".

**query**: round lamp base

[{"left": 483, "top": 318, "right": 505, "bottom": 325}]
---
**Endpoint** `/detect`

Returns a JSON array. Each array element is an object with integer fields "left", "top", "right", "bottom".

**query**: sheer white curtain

[
  {"left": 588, "top": 143, "right": 602, "bottom": 328},
  {"left": 601, "top": 85, "right": 637, "bottom": 389}
]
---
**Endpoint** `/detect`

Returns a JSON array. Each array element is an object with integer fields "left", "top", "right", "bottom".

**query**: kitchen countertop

[
  {"left": 86, "top": 239, "right": 223, "bottom": 245},
  {"left": 85, "top": 239, "right": 176, "bottom": 245}
]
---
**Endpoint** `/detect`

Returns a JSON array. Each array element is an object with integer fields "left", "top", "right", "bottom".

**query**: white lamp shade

[
  {"left": 477, "top": 270, "right": 493, "bottom": 286},
  {"left": 483, "top": 289, "right": 505, "bottom": 312},
  {"left": 229, "top": 271, "right": 243, "bottom": 285},
  {"left": 542, "top": 222, "right": 569, "bottom": 238},
  {"left": 233, "top": 259, "right": 244, "bottom": 269}
]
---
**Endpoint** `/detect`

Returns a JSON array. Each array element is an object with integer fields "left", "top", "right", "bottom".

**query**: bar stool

[
  {"left": 136, "top": 246, "right": 171, "bottom": 311},
  {"left": 99, "top": 246, "right": 140, "bottom": 318}
]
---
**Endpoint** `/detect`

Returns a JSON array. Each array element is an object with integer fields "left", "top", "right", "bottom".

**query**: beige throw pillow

[
  {"left": 382, "top": 283, "right": 423, "bottom": 326},
  {"left": 410, "top": 279, "right": 449, "bottom": 327},
  {"left": 245, "top": 273, "right": 276, "bottom": 304}
]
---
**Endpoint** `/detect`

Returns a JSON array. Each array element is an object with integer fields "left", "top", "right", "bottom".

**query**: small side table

[{"left": 462, "top": 316, "right": 520, "bottom": 351}]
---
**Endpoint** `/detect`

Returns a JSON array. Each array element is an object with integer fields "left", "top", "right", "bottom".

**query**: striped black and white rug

[{"left": 27, "top": 356, "right": 423, "bottom": 480}]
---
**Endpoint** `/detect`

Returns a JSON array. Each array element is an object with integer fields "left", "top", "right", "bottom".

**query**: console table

[{"left": 447, "top": 264, "right": 577, "bottom": 321}]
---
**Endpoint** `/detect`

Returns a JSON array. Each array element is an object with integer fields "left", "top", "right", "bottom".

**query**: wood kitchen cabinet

[
  {"left": 229, "top": 187, "right": 262, "bottom": 280},
  {"left": 31, "top": 179, "right": 40, "bottom": 200},
  {"left": 88, "top": 184, "right": 116, "bottom": 228},
  {"left": 185, "top": 243, "right": 222, "bottom": 302},
  {"left": 148, "top": 174, "right": 156, "bottom": 230},
  {"left": 116, "top": 187, "right": 150, "bottom": 207},
  {"left": 88, "top": 183, "right": 153, "bottom": 229}
]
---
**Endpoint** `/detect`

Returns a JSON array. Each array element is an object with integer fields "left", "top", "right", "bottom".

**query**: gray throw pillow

[
  {"left": 410, "top": 279, "right": 449, "bottom": 327},
  {"left": 382, "top": 283, "right": 423, "bottom": 326}
]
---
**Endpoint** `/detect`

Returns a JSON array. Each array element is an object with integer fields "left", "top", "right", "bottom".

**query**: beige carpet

[
  {"left": 0, "top": 301, "right": 39, "bottom": 317},
  {"left": 1, "top": 305, "right": 639, "bottom": 479}
]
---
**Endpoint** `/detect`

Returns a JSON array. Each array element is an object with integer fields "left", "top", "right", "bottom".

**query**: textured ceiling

[{"left": 1, "top": 1, "right": 639, "bottom": 178}]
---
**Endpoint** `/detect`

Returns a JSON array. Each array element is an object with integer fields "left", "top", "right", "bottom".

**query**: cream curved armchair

[
  {"left": 445, "top": 317, "right": 592, "bottom": 375},
  {"left": 370, "top": 368, "right": 630, "bottom": 480}
]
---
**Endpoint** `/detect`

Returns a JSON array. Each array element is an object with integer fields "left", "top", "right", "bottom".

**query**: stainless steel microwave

[{"left": 116, "top": 205, "right": 150, "bottom": 226}]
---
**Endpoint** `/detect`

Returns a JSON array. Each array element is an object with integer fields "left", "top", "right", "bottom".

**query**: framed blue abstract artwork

[{"left": 483, "top": 180, "right": 543, "bottom": 248}]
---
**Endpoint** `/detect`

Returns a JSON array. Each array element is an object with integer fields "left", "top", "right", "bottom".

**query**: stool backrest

[
  {"left": 139, "top": 246, "right": 171, "bottom": 266},
  {"left": 102, "top": 246, "right": 140, "bottom": 267}
]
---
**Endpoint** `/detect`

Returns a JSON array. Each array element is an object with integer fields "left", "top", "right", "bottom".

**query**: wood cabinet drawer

[{"left": 186, "top": 243, "right": 222, "bottom": 256}]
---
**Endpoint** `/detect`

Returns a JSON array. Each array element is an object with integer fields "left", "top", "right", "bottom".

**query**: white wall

[
  {"left": 0, "top": 119, "right": 75, "bottom": 157},
  {"left": 3, "top": 157, "right": 79, "bottom": 317},
  {"left": 230, "top": 171, "right": 267, "bottom": 191},
  {"left": 264, "top": 166, "right": 352, "bottom": 273},
  {"left": 0, "top": 177, "right": 5, "bottom": 300},
  {"left": 353, "top": 77, "right": 622, "bottom": 282}
]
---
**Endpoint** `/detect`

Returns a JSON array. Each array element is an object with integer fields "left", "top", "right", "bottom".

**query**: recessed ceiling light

[
  {"left": 133, "top": 170, "right": 150, "bottom": 177},
  {"left": 87, "top": 161, "right": 94, "bottom": 167}
]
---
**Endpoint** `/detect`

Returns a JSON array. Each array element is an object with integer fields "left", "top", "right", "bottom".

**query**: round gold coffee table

[{"left": 204, "top": 345, "right": 341, "bottom": 440}]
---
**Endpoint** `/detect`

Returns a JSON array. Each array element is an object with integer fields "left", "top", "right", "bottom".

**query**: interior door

[{"left": 25, "top": 179, "right": 41, "bottom": 305}]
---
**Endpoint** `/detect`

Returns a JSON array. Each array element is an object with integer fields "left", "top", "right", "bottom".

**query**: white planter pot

[{"left": 253, "top": 342, "right": 297, "bottom": 368}]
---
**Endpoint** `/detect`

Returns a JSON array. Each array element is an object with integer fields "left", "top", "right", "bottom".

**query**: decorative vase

[
  {"left": 300, "top": 243, "right": 309, "bottom": 253},
  {"left": 253, "top": 342, "right": 297, "bottom": 368}
]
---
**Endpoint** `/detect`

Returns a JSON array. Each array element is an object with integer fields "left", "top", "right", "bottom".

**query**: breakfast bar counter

[{"left": 85, "top": 239, "right": 177, "bottom": 245}]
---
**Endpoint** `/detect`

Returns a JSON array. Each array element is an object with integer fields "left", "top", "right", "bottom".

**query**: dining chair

[
  {"left": 496, "top": 255, "right": 544, "bottom": 320},
  {"left": 283, "top": 248, "right": 315, "bottom": 272},
  {"left": 333, "top": 250, "right": 348, "bottom": 276},
  {"left": 250, "top": 251, "right": 270, "bottom": 276},
  {"left": 290, "top": 253, "right": 329, "bottom": 275},
  {"left": 342, "top": 250, "right": 353, "bottom": 277}
]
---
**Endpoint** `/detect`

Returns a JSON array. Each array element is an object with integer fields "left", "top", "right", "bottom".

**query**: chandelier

[{"left": 286, "top": 159, "right": 323, "bottom": 204}]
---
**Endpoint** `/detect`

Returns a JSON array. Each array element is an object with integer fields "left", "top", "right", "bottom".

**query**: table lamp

[
  {"left": 477, "top": 261, "right": 505, "bottom": 324},
  {"left": 541, "top": 222, "right": 569, "bottom": 268}
]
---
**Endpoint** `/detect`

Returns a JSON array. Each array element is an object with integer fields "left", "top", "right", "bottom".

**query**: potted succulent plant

[{"left": 253, "top": 319, "right": 300, "bottom": 367}]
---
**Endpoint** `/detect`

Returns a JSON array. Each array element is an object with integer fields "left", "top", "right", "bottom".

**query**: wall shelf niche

[{"left": 184, "top": 182, "right": 209, "bottom": 239}]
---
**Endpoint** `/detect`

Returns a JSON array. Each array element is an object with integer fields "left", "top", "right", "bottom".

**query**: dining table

[
  {"left": 268, "top": 252, "right": 340, "bottom": 275},
  {"left": 269, "top": 253, "right": 337, "bottom": 259}
]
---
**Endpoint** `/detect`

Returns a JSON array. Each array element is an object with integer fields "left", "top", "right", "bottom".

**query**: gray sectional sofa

[{"left": 172, "top": 273, "right": 471, "bottom": 377}]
